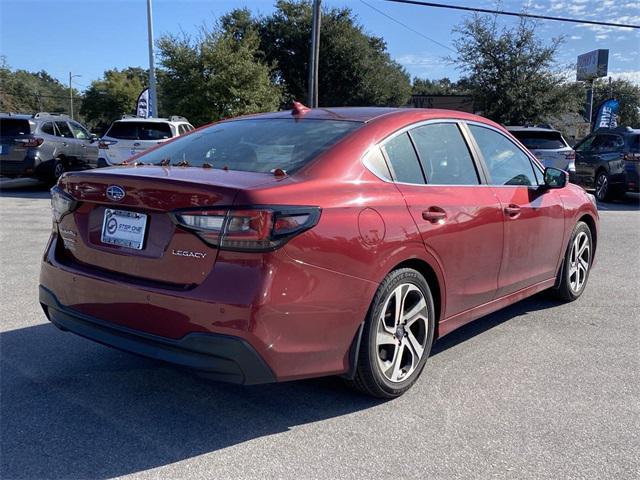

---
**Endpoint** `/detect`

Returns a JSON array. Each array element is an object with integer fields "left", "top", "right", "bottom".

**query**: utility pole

[
  {"left": 307, "top": 0, "right": 321, "bottom": 108},
  {"left": 146, "top": 0, "right": 158, "bottom": 117},
  {"left": 69, "top": 72, "right": 81, "bottom": 119}
]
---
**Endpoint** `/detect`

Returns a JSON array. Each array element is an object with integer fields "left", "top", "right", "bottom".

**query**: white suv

[{"left": 98, "top": 116, "right": 194, "bottom": 166}]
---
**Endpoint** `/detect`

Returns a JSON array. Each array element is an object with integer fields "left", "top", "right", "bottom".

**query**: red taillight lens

[
  {"left": 173, "top": 207, "right": 321, "bottom": 252},
  {"left": 623, "top": 152, "right": 640, "bottom": 162},
  {"left": 15, "top": 137, "right": 44, "bottom": 148},
  {"left": 98, "top": 140, "right": 117, "bottom": 149}
]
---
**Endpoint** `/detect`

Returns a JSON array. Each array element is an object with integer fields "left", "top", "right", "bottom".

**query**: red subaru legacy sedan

[{"left": 40, "top": 106, "right": 598, "bottom": 398}]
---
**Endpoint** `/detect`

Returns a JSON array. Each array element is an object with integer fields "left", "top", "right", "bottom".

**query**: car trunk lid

[{"left": 56, "top": 166, "right": 277, "bottom": 286}]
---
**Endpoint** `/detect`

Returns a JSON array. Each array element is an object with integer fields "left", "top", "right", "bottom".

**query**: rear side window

[
  {"left": 469, "top": 124, "right": 538, "bottom": 186},
  {"left": 382, "top": 133, "right": 425, "bottom": 184},
  {"left": 628, "top": 135, "right": 639, "bottom": 152},
  {"left": 0, "top": 119, "right": 31, "bottom": 136},
  {"left": 137, "top": 119, "right": 361, "bottom": 173},
  {"left": 106, "top": 121, "right": 173, "bottom": 140},
  {"left": 511, "top": 130, "right": 566, "bottom": 150},
  {"left": 41, "top": 122, "right": 56, "bottom": 135},
  {"left": 411, "top": 123, "right": 479, "bottom": 185},
  {"left": 55, "top": 122, "right": 74, "bottom": 138}
]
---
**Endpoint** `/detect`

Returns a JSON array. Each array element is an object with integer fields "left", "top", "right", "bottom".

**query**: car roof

[
  {"left": 230, "top": 107, "right": 501, "bottom": 127},
  {"left": 0, "top": 113, "right": 34, "bottom": 120},
  {"left": 506, "top": 126, "right": 560, "bottom": 133}
]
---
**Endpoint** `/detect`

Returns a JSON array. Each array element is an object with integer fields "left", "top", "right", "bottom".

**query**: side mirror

[
  {"left": 89, "top": 133, "right": 98, "bottom": 143},
  {"left": 543, "top": 167, "right": 567, "bottom": 189}
]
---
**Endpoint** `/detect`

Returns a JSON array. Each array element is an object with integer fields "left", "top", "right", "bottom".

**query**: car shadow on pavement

[
  {"left": 0, "top": 185, "right": 51, "bottom": 199},
  {"left": 596, "top": 193, "right": 640, "bottom": 212},
  {"left": 1, "top": 294, "right": 560, "bottom": 479}
]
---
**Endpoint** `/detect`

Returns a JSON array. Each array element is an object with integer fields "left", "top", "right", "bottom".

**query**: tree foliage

[
  {"left": 157, "top": 18, "right": 282, "bottom": 126},
  {"left": 80, "top": 67, "right": 148, "bottom": 132},
  {"left": 451, "top": 14, "right": 579, "bottom": 124},
  {"left": 0, "top": 57, "right": 78, "bottom": 115},
  {"left": 412, "top": 77, "right": 469, "bottom": 96},
  {"left": 259, "top": 1, "right": 411, "bottom": 107}
]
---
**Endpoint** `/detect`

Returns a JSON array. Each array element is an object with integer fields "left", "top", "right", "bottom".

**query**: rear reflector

[
  {"left": 623, "top": 153, "right": 640, "bottom": 162},
  {"left": 173, "top": 206, "right": 321, "bottom": 252}
]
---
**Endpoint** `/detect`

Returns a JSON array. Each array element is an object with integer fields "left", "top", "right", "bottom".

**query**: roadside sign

[{"left": 577, "top": 49, "right": 609, "bottom": 81}]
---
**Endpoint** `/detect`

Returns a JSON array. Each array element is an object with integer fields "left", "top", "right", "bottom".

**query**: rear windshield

[
  {"left": 628, "top": 134, "right": 639, "bottom": 152},
  {"left": 105, "top": 121, "right": 172, "bottom": 140},
  {"left": 137, "top": 119, "right": 361, "bottom": 173},
  {"left": 511, "top": 130, "right": 566, "bottom": 150},
  {"left": 0, "top": 119, "right": 32, "bottom": 137}
]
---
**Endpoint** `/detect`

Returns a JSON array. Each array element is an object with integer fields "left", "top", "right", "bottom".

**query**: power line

[
  {"left": 360, "top": 0, "right": 455, "bottom": 52},
  {"left": 385, "top": 0, "right": 640, "bottom": 29}
]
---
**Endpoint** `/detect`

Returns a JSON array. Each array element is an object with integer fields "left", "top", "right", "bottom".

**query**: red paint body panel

[{"left": 40, "top": 108, "right": 599, "bottom": 383}]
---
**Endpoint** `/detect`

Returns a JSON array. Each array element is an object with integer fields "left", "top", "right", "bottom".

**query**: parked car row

[
  {"left": 508, "top": 124, "right": 639, "bottom": 202},
  {"left": 0, "top": 112, "right": 193, "bottom": 183}
]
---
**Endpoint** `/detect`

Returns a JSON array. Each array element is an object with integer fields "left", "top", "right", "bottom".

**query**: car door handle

[
  {"left": 504, "top": 204, "right": 521, "bottom": 217},
  {"left": 422, "top": 207, "right": 447, "bottom": 223}
]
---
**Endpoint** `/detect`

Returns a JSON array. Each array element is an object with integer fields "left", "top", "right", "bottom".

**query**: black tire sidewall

[{"left": 363, "top": 269, "right": 435, "bottom": 397}]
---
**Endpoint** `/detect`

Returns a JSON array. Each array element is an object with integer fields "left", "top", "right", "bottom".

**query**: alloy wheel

[
  {"left": 595, "top": 173, "right": 608, "bottom": 201},
  {"left": 376, "top": 283, "right": 429, "bottom": 383},
  {"left": 568, "top": 231, "right": 590, "bottom": 293}
]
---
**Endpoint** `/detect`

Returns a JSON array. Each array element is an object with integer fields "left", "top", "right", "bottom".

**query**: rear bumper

[
  {"left": 39, "top": 285, "right": 276, "bottom": 385},
  {"left": 0, "top": 155, "right": 44, "bottom": 177}
]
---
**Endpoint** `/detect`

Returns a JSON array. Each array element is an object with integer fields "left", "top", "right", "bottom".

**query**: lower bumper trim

[{"left": 39, "top": 285, "right": 276, "bottom": 385}]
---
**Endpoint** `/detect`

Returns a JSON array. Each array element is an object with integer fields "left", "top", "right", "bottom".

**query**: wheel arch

[{"left": 578, "top": 213, "right": 598, "bottom": 256}]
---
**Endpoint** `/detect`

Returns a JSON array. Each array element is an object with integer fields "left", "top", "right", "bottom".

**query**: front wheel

[
  {"left": 348, "top": 268, "right": 435, "bottom": 398},
  {"left": 554, "top": 221, "right": 593, "bottom": 302},
  {"left": 594, "top": 171, "right": 611, "bottom": 202}
]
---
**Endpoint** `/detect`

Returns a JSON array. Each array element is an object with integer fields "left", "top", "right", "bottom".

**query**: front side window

[
  {"left": 411, "top": 123, "right": 479, "bottom": 185},
  {"left": 382, "top": 133, "right": 425, "bottom": 184},
  {"left": 55, "top": 121, "right": 74, "bottom": 138},
  {"left": 69, "top": 121, "right": 90, "bottom": 140},
  {"left": 595, "top": 134, "right": 624, "bottom": 152},
  {"left": 469, "top": 124, "right": 538, "bottom": 186},
  {"left": 137, "top": 119, "right": 361, "bottom": 173}
]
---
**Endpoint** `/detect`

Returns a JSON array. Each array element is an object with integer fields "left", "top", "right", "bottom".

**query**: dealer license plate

[{"left": 101, "top": 209, "right": 148, "bottom": 250}]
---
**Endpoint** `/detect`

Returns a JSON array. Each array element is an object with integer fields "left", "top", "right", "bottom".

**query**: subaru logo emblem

[{"left": 106, "top": 185, "right": 125, "bottom": 202}]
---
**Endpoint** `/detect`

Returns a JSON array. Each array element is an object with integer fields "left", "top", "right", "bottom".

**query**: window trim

[
  {"left": 462, "top": 120, "right": 545, "bottom": 188},
  {"left": 363, "top": 118, "right": 491, "bottom": 187}
]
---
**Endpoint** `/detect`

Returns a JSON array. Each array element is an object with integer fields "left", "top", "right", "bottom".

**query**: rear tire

[
  {"left": 348, "top": 268, "right": 435, "bottom": 398},
  {"left": 553, "top": 221, "right": 593, "bottom": 302}
]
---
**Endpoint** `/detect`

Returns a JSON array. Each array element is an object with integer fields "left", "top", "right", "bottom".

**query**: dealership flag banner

[
  {"left": 136, "top": 88, "right": 152, "bottom": 118},
  {"left": 593, "top": 98, "right": 619, "bottom": 130}
]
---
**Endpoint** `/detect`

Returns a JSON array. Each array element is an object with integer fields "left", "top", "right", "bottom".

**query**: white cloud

[{"left": 610, "top": 71, "right": 640, "bottom": 85}]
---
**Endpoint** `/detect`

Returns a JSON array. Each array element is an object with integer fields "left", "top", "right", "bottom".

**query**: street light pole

[
  {"left": 307, "top": 0, "right": 321, "bottom": 108},
  {"left": 146, "top": 0, "right": 158, "bottom": 117},
  {"left": 68, "top": 72, "right": 81, "bottom": 119}
]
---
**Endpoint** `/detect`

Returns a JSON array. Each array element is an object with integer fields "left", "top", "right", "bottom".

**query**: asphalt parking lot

[{"left": 1, "top": 187, "right": 639, "bottom": 480}]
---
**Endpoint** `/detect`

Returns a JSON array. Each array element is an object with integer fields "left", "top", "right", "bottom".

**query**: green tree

[
  {"left": 80, "top": 67, "right": 148, "bottom": 132},
  {"left": 259, "top": 1, "right": 411, "bottom": 107},
  {"left": 0, "top": 57, "right": 78, "bottom": 115},
  {"left": 412, "top": 77, "right": 468, "bottom": 96},
  {"left": 157, "top": 17, "right": 282, "bottom": 127},
  {"left": 451, "top": 14, "right": 579, "bottom": 124},
  {"left": 592, "top": 78, "right": 640, "bottom": 128}
]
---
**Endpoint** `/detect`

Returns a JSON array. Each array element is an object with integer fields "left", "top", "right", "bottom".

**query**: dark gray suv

[{"left": 0, "top": 112, "right": 98, "bottom": 182}]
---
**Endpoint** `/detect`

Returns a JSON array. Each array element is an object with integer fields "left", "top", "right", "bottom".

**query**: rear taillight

[
  {"left": 98, "top": 140, "right": 117, "bottom": 149},
  {"left": 50, "top": 186, "right": 77, "bottom": 223},
  {"left": 14, "top": 137, "right": 44, "bottom": 148},
  {"left": 623, "top": 152, "right": 640, "bottom": 162},
  {"left": 174, "top": 206, "right": 321, "bottom": 252}
]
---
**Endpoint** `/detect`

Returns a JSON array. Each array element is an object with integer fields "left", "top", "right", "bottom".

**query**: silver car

[
  {"left": 507, "top": 126, "right": 575, "bottom": 172},
  {"left": 0, "top": 112, "right": 98, "bottom": 182}
]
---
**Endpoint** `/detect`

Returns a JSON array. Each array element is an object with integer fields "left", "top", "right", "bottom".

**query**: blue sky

[{"left": 1, "top": 0, "right": 638, "bottom": 92}]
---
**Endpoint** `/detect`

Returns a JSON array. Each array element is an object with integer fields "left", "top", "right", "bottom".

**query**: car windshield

[
  {"left": 0, "top": 119, "right": 32, "bottom": 137},
  {"left": 106, "top": 121, "right": 172, "bottom": 141},
  {"left": 511, "top": 130, "right": 566, "bottom": 150},
  {"left": 138, "top": 118, "right": 361, "bottom": 173}
]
